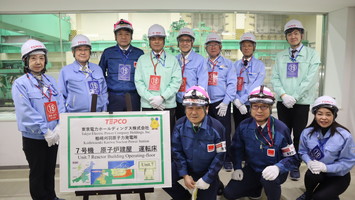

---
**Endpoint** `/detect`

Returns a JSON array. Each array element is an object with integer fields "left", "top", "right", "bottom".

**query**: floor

[{"left": 0, "top": 164, "right": 354, "bottom": 200}]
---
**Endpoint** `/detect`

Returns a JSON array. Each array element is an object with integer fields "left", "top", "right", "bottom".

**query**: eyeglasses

[
  {"left": 251, "top": 104, "right": 270, "bottom": 111},
  {"left": 206, "top": 43, "right": 220, "bottom": 48}
]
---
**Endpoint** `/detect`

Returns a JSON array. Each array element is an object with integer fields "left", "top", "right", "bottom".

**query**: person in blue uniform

[
  {"left": 58, "top": 34, "right": 107, "bottom": 112},
  {"left": 297, "top": 96, "right": 355, "bottom": 200},
  {"left": 163, "top": 86, "right": 226, "bottom": 200},
  {"left": 223, "top": 85, "right": 299, "bottom": 200},
  {"left": 205, "top": 32, "right": 236, "bottom": 172},
  {"left": 271, "top": 19, "right": 321, "bottom": 180},
  {"left": 175, "top": 27, "right": 208, "bottom": 119},
  {"left": 12, "top": 39, "right": 65, "bottom": 200},
  {"left": 99, "top": 19, "right": 144, "bottom": 111},
  {"left": 233, "top": 32, "right": 265, "bottom": 129}
]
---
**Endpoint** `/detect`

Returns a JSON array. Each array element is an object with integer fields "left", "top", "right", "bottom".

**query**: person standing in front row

[
  {"left": 99, "top": 19, "right": 144, "bottom": 111},
  {"left": 58, "top": 34, "right": 108, "bottom": 112},
  {"left": 233, "top": 32, "right": 265, "bottom": 129},
  {"left": 175, "top": 27, "right": 208, "bottom": 120},
  {"left": 134, "top": 24, "right": 182, "bottom": 133},
  {"left": 12, "top": 39, "right": 65, "bottom": 200},
  {"left": 163, "top": 86, "right": 226, "bottom": 200},
  {"left": 223, "top": 85, "right": 299, "bottom": 200},
  {"left": 205, "top": 32, "right": 236, "bottom": 172},
  {"left": 271, "top": 19, "right": 320, "bottom": 180},
  {"left": 297, "top": 96, "right": 355, "bottom": 200}
]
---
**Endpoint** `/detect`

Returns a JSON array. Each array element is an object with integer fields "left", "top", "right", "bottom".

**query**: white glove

[
  {"left": 149, "top": 96, "right": 164, "bottom": 109},
  {"left": 156, "top": 103, "right": 165, "bottom": 111},
  {"left": 281, "top": 94, "right": 296, "bottom": 108},
  {"left": 307, "top": 160, "right": 320, "bottom": 174},
  {"left": 310, "top": 160, "right": 327, "bottom": 173},
  {"left": 231, "top": 169, "right": 243, "bottom": 181},
  {"left": 195, "top": 178, "right": 210, "bottom": 190},
  {"left": 44, "top": 128, "right": 59, "bottom": 147},
  {"left": 216, "top": 102, "right": 228, "bottom": 117},
  {"left": 233, "top": 99, "right": 247, "bottom": 115},
  {"left": 262, "top": 165, "right": 280, "bottom": 181}
]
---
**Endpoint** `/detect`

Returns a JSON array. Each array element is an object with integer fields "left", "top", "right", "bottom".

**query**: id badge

[
  {"left": 207, "top": 144, "right": 215, "bottom": 152},
  {"left": 267, "top": 148, "right": 275, "bottom": 157},
  {"left": 118, "top": 64, "right": 131, "bottom": 81},
  {"left": 44, "top": 101, "right": 59, "bottom": 122},
  {"left": 208, "top": 72, "right": 218, "bottom": 85},
  {"left": 148, "top": 75, "right": 161, "bottom": 91},
  {"left": 88, "top": 81, "right": 100, "bottom": 94},
  {"left": 287, "top": 62, "right": 299, "bottom": 77},
  {"left": 309, "top": 145, "right": 325, "bottom": 161},
  {"left": 237, "top": 77, "right": 244, "bottom": 91},
  {"left": 179, "top": 77, "right": 187, "bottom": 92},
  {"left": 134, "top": 61, "right": 137, "bottom": 68}
]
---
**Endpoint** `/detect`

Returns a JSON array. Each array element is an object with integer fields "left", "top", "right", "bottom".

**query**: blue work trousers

[{"left": 108, "top": 91, "right": 140, "bottom": 112}]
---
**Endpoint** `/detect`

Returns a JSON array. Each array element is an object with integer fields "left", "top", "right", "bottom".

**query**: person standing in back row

[
  {"left": 175, "top": 27, "right": 208, "bottom": 120},
  {"left": 99, "top": 19, "right": 144, "bottom": 111},
  {"left": 233, "top": 32, "right": 265, "bottom": 129},
  {"left": 271, "top": 19, "right": 320, "bottom": 180}
]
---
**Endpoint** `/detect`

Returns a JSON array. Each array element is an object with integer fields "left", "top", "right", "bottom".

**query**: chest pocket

[{"left": 324, "top": 145, "right": 342, "bottom": 157}]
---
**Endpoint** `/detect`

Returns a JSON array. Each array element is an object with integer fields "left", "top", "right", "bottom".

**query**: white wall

[{"left": 325, "top": 7, "right": 355, "bottom": 134}]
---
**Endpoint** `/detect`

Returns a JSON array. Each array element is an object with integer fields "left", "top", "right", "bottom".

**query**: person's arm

[
  {"left": 160, "top": 57, "right": 182, "bottom": 100},
  {"left": 231, "top": 125, "right": 244, "bottom": 170},
  {"left": 298, "top": 129, "right": 313, "bottom": 164},
  {"left": 12, "top": 79, "right": 49, "bottom": 135},
  {"left": 171, "top": 122, "right": 189, "bottom": 178},
  {"left": 293, "top": 50, "right": 320, "bottom": 101},
  {"left": 271, "top": 53, "right": 286, "bottom": 98},
  {"left": 57, "top": 68, "right": 68, "bottom": 112},
  {"left": 222, "top": 60, "right": 237, "bottom": 104},
  {"left": 196, "top": 58, "right": 209, "bottom": 91},
  {"left": 134, "top": 56, "right": 155, "bottom": 101},
  {"left": 98, "top": 50, "right": 107, "bottom": 78}
]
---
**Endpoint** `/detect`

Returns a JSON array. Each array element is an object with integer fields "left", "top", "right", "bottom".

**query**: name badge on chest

[
  {"left": 179, "top": 77, "right": 187, "bottom": 92},
  {"left": 208, "top": 72, "right": 218, "bottom": 86},
  {"left": 44, "top": 101, "right": 59, "bottom": 122},
  {"left": 287, "top": 62, "right": 299, "bottom": 78},
  {"left": 88, "top": 80, "right": 100, "bottom": 95},
  {"left": 118, "top": 64, "right": 131, "bottom": 81},
  {"left": 309, "top": 145, "right": 325, "bottom": 161},
  {"left": 148, "top": 75, "right": 161, "bottom": 91},
  {"left": 237, "top": 77, "right": 244, "bottom": 91},
  {"left": 267, "top": 148, "right": 275, "bottom": 157}
]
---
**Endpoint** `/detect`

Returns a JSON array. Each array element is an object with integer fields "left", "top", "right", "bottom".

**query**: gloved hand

[
  {"left": 44, "top": 128, "right": 59, "bottom": 147},
  {"left": 149, "top": 96, "right": 164, "bottom": 109},
  {"left": 231, "top": 169, "right": 243, "bottom": 181},
  {"left": 53, "top": 125, "right": 61, "bottom": 145},
  {"left": 233, "top": 99, "right": 247, "bottom": 115},
  {"left": 156, "top": 103, "right": 165, "bottom": 111},
  {"left": 262, "top": 165, "right": 280, "bottom": 181},
  {"left": 216, "top": 102, "right": 228, "bottom": 117},
  {"left": 281, "top": 94, "right": 296, "bottom": 108},
  {"left": 307, "top": 160, "right": 320, "bottom": 174},
  {"left": 310, "top": 160, "right": 327, "bottom": 173},
  {"left": 195, "top": 178, "right": 210, "bottom": 190}
]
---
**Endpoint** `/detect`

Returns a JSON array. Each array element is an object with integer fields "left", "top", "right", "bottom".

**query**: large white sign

[{"left": 59, "top": 111, "right": 171, "bottom": 192}]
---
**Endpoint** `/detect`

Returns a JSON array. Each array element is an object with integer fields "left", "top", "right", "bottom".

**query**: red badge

[
  {"left": 267, "top": 148, "right": 275, "bottom": 157},
  {"left": 44, "top": 101, "right": 59, "bottom": 122},
  {"left": 237, "top": 77, "right": 244, "bottom": 91},
  {"left": 208, "top": 72, "right": 218, "bottom": 86},
  {"left": 179, "top": 77, "right": 187, "bottom": 92},
  {"left": 134, "top": 61, "right": 137, "bottom": 68},
  {"left": 148, "top": 75, "right": 161, "bottom": 91},
  {"left": 207, "top": 144, "right": 215, "bottom": 152}
]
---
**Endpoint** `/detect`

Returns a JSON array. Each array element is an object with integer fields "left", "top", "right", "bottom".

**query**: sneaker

[
  {"left": 290, "top": 169, "right": 300, "bottom": 181},
  {"left": 224, "top": 162, "right": 233, "bottom": 172}
]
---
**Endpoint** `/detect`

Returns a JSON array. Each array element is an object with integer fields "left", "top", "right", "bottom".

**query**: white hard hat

[
  {"left": 248, "top": 85, "right": 275, "bottom": 105},
  {"left": 240, "top": 32, "right": 256, "bottom": 43},
  {"left": 284, "top": 19, "right": 304, "bottom": 33},
  {"left": 114, "top": 19, "right": 133, "bottom": 33},
  {"left": 205, "top": 33, "right": 222, "bottom": 44},
  {"left": 71, "top": 34, "right": 91, "bottom": 49},
  {"left": 21, "top": 39, "right": 47, "bottom": 60},
  {"left": 183, "top": 86, "right": 210, "bottom": 106},
  {"left": 177, "top": 27, "right": 195, "bottom": 40},
  {"left": 148, "top": 24, "right": 166, "bottom": 38},
  {"left": 311, "top": 96, "right": 338, "bottom": 115}
]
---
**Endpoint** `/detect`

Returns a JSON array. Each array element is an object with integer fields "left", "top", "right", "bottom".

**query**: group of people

[{"left": 11, "top": 18, "right": 355, "bottom": 200}]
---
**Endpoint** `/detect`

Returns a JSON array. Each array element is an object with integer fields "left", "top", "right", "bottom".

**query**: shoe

[
  {"left": 290, "top": 169, "right": 300, "bottom": 181},
  {"left": 224, "top": 162, "right": 233, "bottom": 172},
  {"left": 248, "top": 195, "right": 262, "bottom": 200},
  {"left": 53, "top": 198, "right": 65, "bottom": 200}
]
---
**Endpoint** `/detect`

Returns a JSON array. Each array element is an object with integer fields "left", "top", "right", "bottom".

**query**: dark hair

[
  {"left": 307, "top": 118, "right": 350, "bottom": 138},
  {"left": 23, "top": 55, "right": 47, "bottom": 74},
  {"left": 285, "top": 28, "right": 304, "bottom": 35}
]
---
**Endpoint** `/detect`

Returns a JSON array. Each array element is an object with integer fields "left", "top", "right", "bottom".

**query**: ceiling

[{"left": 1, "top": 0, "right": 355, "bottom": 14}]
